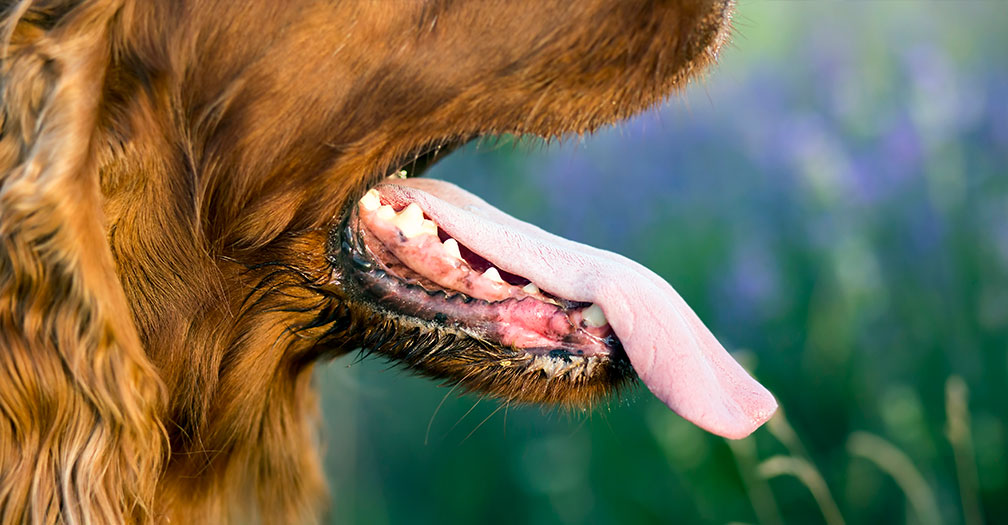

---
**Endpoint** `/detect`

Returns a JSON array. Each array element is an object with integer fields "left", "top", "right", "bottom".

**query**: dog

[{"left": 0, "top": 1, "right": 776, "bottom": 523}]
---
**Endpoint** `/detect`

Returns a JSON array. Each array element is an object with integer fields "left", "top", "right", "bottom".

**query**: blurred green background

[{"left": 317, "top": 2, "right": 1008, "bottom": 523}]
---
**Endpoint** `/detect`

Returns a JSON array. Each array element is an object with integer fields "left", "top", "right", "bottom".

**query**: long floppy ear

[{"left": 0, "top": 1, "right": 165, "bottom": 523}]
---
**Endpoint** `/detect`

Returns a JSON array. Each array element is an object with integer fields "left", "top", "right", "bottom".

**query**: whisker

[
  {"left": 447, "top": 395, "right": 485, "bottom": 437},
  {"left": 426, "top": 368, "right": 480, "bottom": 446},
  {"left": 461, "top": 403, "right": 506, "bottom": 444}
]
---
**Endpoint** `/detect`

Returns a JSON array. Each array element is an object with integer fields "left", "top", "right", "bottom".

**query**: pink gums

[{"left": 358, "top": 200, "right": 614, "bottom": 356}]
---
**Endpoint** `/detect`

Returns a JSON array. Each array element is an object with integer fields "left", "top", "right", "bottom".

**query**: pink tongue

[{"left": 378, "top": 179, "right": 777, "bottom": 439}]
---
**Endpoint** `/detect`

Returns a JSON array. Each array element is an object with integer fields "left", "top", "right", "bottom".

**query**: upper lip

[{"left": 382, "top": 138, "right": 469, "bottom": 180}]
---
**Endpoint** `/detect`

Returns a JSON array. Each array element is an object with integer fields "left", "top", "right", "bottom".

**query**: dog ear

[{"left": 0, "top": 1, "right": 165, "bottom": 522}]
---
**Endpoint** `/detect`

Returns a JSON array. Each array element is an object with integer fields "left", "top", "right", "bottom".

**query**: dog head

[{"left": 0, "top": 1, "right": 774, "bottom": 522}]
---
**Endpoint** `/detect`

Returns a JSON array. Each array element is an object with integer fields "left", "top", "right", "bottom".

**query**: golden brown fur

[{"left": 0, "top": 1, "right": 732, "bottom": 522}]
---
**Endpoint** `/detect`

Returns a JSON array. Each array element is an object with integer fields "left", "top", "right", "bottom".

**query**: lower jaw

[{"left": 325, "top": 209, "right": 634, "bottom": 405}]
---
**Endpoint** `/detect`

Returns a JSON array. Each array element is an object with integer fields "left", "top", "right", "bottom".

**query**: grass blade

[
  {"left": 758, "top": 455, "right": 846, "bottom": 525},
  {"left": 847, "top": 431, "right": 941, "bottom": 525},
  {"left": 946, "top": 376, "right": 985, "bottom": 525}
]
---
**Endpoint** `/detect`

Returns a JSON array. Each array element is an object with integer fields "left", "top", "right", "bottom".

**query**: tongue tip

[
  {"left": 714, "top": 390, "right": 778, "bottom": 440},
  {"left": 677, "top": 380, "right": 779, "bottom": 440}
]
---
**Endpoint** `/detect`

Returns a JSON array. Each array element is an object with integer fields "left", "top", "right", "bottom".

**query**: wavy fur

[{"left": 0, "top": 1, "right": 732, "bottom": 522}]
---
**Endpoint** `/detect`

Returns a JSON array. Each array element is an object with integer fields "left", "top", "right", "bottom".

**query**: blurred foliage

[{"left": 317, "top": 2, "right": 1008, "bottom": 523}]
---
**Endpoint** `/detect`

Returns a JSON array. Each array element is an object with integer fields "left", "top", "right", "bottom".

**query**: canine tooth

[
  {"left": 396, "top": 203, "right": 425, "bottom": 238},
  {"left": 582, "top": 303, "right": 607, "bottom": 327},
  {"left": 522, "top": 283, "right": 540, "bottom": 295},
  {"left": 443, "top": 238, "right": 462, "bottom": 259},
  {"left": 359, "top": 189, "right": 380, "bottom": 211},
  {"left": 482, "top": 267, "right": 505, "bottom": 284},
  {"left": 421, "top": 219, "right": 438, "bottom": 237},
  {"left": 376, "top": 205, "right": 396, "bottom": 222}
]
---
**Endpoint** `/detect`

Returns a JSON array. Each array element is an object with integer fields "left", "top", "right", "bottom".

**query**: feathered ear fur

[{"left": 0, "top": 1, "right": 165, "bottom": 523}]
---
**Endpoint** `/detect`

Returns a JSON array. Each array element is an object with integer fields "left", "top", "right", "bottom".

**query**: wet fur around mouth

[{"left": 0, "top": 1, "right": 735, "bottom": 523}]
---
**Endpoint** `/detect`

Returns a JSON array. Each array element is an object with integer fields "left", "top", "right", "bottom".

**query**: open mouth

[{"left": 329, "top": 140, "right": 777, "bottom": 439}]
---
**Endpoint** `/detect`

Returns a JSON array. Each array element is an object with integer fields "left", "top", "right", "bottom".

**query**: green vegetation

[{"left": 318, "top": 3, "right": 1008, "bottom": 523}]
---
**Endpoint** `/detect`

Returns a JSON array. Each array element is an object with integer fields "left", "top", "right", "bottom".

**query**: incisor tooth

[
  {"left": 396, "top": 203, "right": 425, "bottom": 238},
  {"left": 359, "top": 189, "right": 380, "bottom": 211},
  {"left": 522, "top": 283, "right": 540, "bottom": 295},
  {"left": 443, "top": 238, "right": 462, "bottom": 259},
  {"left": 482, "top": 267, "right": 505, "bottom": 284},
  {"left": 582, "top": 303, "right": 608, "bottom": 328},
  {"left": 376, "top": 205, "right": 396, "bottom": 222}
]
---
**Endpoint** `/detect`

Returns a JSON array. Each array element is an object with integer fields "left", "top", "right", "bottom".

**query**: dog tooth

[
  {"left": 482, "top": 267, "right": 505, "bottom": 284},
  {"left": 421, "top": 219, "right": 438, "bottom": 237},
  {"left": 376, "top": 205, "right": 396, "bottom": 222},
  {"left": 582, "top": 303, "right": 608, "bottom": 327},
  {"left": 443, "top": 238, "right": 462, "bottom": 259},
  {"left": 359, "top": 189, "right": 380, "bottom": 211},
  {"left": 396, "top": 203, "right": 425, "bottom": 238},
  {"left": 399, "top": 223, "right": 423, "bottom": 239},
  {"left": 398, "top": 202, "right": 424, "bottom": 222},
  {"left": 522, "top": 283, "right": 540, "bottom": 295}
]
